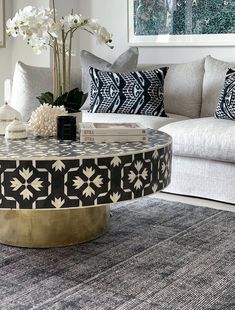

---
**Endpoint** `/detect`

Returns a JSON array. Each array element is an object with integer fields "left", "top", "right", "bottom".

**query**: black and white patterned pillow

[
  {"left": 215, "top": 68, "right": 235, "bottom": 120},
  {"left": 89, "top": 67, "right": 168, "bottom": 117}
]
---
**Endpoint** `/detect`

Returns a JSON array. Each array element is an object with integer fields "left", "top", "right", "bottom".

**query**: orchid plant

[{"left": 6, "top": 1, "right": 113, "bottom": 108}]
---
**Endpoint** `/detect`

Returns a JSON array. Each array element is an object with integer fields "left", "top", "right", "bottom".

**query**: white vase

[{"left": 69, "top": 111, "right": 82, "bottom": 126}]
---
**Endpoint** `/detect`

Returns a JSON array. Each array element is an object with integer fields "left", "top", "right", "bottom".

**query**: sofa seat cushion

[
  {"left": 82, "top": 110, "right": 189, "bottom": 130},
  {"left": 160, "top": 117, "right": 235, "bottom": 162}
]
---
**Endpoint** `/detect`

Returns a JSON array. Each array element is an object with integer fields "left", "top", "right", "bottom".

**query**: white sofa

[
  {"left": 80, "top": 56, "right": 235, "bottom": 204},
  {"left": 5, "top": 55, "right": 235, "bottom": 204}
]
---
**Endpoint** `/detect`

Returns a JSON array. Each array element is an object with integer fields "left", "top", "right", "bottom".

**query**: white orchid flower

[
  {"left": 6, "top": 19, "right": 19, "bottom": 37},
  {"left": 61, "top": 13, "right": 86, "bottom": 29},
  {"left": 28, "top": 32, "right": 49, "bottom": 54},
  {"left": 49, "top": 21, "right": 61, "bottom": 38},
  {"left": 19, "top": 6, "right": 35, "bottom": 17},
  {"left": 60, "top": 15, "right": 73, "bottom": 28},
  {"left": 88, "top": 19, "right": 100, "bottom": 31},
  {"left": 96, "top": 27, "right": 113, "bottom": 44},
  {"left": 7, "top": 5, "right": 113, "bottom": 56},
  {"left": 6, "top": 6, "right": 54, "bottom": 53}
]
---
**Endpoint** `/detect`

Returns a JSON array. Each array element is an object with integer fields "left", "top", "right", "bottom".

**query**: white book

[
  {"left": 79, "top": 122, "right": 147, "bottom": 136},
  {"left": 80, "top": 135, "right": 148, "bottom": 143}
]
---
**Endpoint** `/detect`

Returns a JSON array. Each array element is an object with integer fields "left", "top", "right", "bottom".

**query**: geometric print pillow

[
  {"left": 215, "top": 68, "right": 235, "bottom": 120},
  {"left": 89, "top": 67, "right": 168, "bottom": 117}
]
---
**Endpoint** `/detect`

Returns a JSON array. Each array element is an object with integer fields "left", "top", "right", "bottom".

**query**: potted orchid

[{"left": 6, "top": 1, "right": 113, "bottom": 118}]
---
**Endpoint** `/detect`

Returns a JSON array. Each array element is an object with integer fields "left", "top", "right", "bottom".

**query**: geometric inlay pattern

[{"left": 0, "top": 129, "right": 172, "bottom": 209}]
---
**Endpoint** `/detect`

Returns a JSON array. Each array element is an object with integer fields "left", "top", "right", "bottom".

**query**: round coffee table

[{"left": 0, "top": 129, "right": 172, "bottom": 248}]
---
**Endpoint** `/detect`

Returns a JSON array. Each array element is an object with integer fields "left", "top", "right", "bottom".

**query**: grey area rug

[{"left": 0, "top": 198, "right": 234, "bottom": 310}]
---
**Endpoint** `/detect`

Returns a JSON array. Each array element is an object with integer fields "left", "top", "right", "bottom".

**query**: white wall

[{"left": 0, "top": 0, "right": 12, "bottom": 103}]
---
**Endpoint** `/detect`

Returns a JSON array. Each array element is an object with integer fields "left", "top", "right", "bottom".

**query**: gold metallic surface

[{"left": 0, "top": 205, "right": 110, "bottom": 248}]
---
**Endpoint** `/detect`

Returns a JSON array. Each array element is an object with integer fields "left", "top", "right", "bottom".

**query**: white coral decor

[{"left": 29, "top": 104, "right": 67, "bottom": 137}]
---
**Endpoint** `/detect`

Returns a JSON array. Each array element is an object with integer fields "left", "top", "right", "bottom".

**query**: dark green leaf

[
  {"left": 36, "top": 88, "right": 88, "bottom": 112},
  {"left": 53, "top": 92, "right": 68, "bottom": 107},
  {"left": 36, "top": 92, "right": 54, "bottom": 105},
  {"left": 65, "top": 88, "right": 88, "bottom": 112}
]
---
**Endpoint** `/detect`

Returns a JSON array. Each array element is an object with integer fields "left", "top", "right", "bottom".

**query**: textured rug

[{"left": 0, "top": 198, "right": 234, "bottom": 310}]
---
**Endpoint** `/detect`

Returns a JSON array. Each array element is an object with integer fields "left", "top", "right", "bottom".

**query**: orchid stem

[
  {"left": 52, "top": 0, "right": 58, "bottom": 100},
  {"left": 68, "top": 30, "right": 73, "bottom": 91},
  {"left": 61, "top": 28, "right": 66, "bottom": 94},
  {"left": 52, "top": 0, "right": 56, "bottom": 21},
  {"left": 56, "top": 41, "right": 62, "bottom": 96}
]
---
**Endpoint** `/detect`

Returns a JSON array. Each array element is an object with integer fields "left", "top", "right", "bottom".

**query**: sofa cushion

[
  {"left": 82, "top": 110, "right": 189, "bottom": 130},
  {"left": 11, "top": 62, "right": 52, "bottom": 122},
  {"left": 160, "top": 117, "right": 235, "bottom": 162},
  {"left": 89, "top": 67, "right": 168, "bottom": 116},
  {"left": 215, "top": 68, "right": 235, "bottom": 120},
  {"left": 201, "top": 55, "right": 235, "bottom": 117},
  {"left": 138, "top": 59, "right": 205, "bottom": 119}
]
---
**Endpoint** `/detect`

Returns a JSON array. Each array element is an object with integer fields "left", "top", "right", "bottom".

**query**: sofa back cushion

[
  {"left": 11, "top": 62, "right": 52, "bottom": 122},
  {"left": 10, "top": 62, "right": 81, "bottom": 122},
  {"left": 166, "top": 59, "right": 204, "bottom": 118},
  {"left": 138, "top": 59, "right": 205, "bottom": 119},
  {"left": 139, "top": 59, "right": 205, "bottom": 118},
  {"left": 201, "top": 55, "right": 235, "bottom": 117}
]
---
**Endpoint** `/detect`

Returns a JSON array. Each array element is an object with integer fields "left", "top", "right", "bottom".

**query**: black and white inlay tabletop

[{"left": 0, "top": 129, "right": 172, "bottom": 210}]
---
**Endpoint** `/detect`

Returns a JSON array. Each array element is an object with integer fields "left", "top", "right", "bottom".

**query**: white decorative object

[
  {"left": 5, "top": 119, "right": 27, "bottom": 140},
  {"left": 0, "top": 102, "right": 22, "bottom": 135},
  {"left": 29, "top": 103, "right": 67, "bottom": 137}
]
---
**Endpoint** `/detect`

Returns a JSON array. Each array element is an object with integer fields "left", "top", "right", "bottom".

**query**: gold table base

[{"left": 0, "top": 205, "right": 110, "bottom": 248}]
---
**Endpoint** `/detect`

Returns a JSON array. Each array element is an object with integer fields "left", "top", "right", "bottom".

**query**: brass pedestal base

[{"left": 0, "top": 205, "right": 110, "bottom": 248}]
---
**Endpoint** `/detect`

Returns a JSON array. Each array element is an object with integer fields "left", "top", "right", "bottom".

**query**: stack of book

[{"left": 79, "top": 122, "right": 148, "bottom": 143}]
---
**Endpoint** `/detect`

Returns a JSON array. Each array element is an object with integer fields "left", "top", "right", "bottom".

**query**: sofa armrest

[{"left": 4, "top": 79, "right": 13, "bottom": 104}]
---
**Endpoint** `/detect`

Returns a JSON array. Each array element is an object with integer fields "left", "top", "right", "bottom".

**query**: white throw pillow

[
  {"left": 80, "top": 47, "right": 139, "bottom": 110},
  {"left": 11, "top": 62, "right": 52, "bottom": 122},
  {"left": 164, "top": 59, "right": 205, "bottom": 119},
  {"left": 139, "top": 59, "right": 205, "bottom": 119}
]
